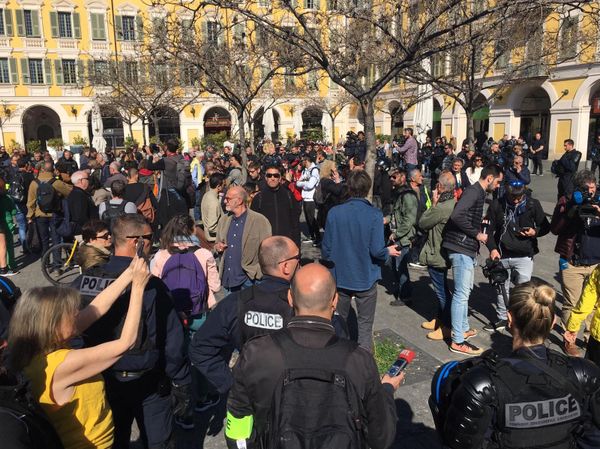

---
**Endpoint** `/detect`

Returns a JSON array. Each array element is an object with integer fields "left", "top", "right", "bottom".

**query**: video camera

[
  {"left": 482, "top": 258, "right": 509, "bottom": 286},
  {"left": 572, "top": 187, "right": 600, "bottom": 221}
]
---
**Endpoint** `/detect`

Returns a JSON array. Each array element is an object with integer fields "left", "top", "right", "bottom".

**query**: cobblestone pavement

[{"left": 11, "top": 174, "right": 570, "bottom": 448}]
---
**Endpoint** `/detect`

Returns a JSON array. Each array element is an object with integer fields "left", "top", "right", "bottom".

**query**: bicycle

[{"left": 41, "top": 239, "right": 82, "bottom": 286}]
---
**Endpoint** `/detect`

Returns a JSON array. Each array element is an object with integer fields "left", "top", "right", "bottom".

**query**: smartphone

[
  {"left": 136, "top": 238, "right": 145, "bottom": 258},
  {"left": 386, "top": 349, "right": 416, "bottom": 377}
]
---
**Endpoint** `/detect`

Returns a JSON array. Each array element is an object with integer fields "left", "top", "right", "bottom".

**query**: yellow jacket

[{"left": 567, "top": 266, "right": 600, "bottom": 341}]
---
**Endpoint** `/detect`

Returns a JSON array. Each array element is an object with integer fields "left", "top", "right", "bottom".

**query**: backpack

[
  {"left": 265, "top": 330, "right": 367, "bottom": 449},
  {"left": 175, "top": 156, "right": 192, "bottom": 193},
  {"left": 56, "top": 199, "right": 75, "bottom": 238},
  {"left": 313, "top": 182, "right": 326, "bottom": 206},
  {"left": 8, "top": 173, "right": 25, "bottom": 203},
  {"left": 135, "top": 185, "right": 156, "bottom": 224},
  {"left": 35, "top": 179, "right": 60, "bottom": 213},
  {"left": 160, "top": 248, "right": 208, "bottom": 317},
  {"left": 101, "top": 200, "right": 127, "bottom": 226},
  {"left": 0, "top": 372, "right": 65, "bottom": 449}
]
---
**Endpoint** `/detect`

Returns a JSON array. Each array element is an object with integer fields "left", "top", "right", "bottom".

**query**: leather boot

[
  {"left": 427, "top": 326, "right": 451, "bottom": 340},
  {"left": 421, "top": 318, "right": 439, "bottom": 330}
]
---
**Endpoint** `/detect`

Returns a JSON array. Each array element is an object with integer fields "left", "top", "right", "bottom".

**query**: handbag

[{"left": 26, "top": 222, "right": 41, "bottom": 253}]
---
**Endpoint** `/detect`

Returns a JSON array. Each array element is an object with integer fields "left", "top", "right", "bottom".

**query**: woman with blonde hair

[
  {"left": 430, "top": 281, "right": 600, "bottom": 449},
  {"left": 8, "top": 257, "right": 150, "bottom": 449}
]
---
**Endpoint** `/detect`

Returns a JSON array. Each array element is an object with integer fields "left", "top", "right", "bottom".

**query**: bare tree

[
  {"left": 148, "top": 10, "right": 312, "bottom": 154},
  {"left": 89, "top": 42, "right": 199, "bottom": 144},
  {"left": 302, "top": 89, "right": 354, "bottom": 147},
  {"left": 155, "top": 0, "right": 567, "bottom": 194},
  {"left": 411, "top": 2, "right": 599, "bottom": 149}
]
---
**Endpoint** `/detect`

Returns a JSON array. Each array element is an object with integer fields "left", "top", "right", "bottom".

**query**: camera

[
  {"left": 482, "top": 258, "right": 509, "bottom": 285},
  {"left": 572, "top": 187, "right": 600, "bottom": 221}
]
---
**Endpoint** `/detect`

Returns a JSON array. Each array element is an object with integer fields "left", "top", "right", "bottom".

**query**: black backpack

[
  {"left": 0, "top": 371, "right": 64, "bottom": 449},
  {"left": 265, "top": 330, "right": 366, "bottom": 449},
  {"left": 101, "top": 200, "right": 127, "bottom": 226},
  {"left": 35, "top": 179, "right": 60, "bottom": 213},
  {"left": 8, "top": 173, "right": 25, "bottom": 204}
]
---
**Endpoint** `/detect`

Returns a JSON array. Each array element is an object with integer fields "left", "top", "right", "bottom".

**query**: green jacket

[
  {"left": 392, "top": 187, "right": 418, "bottom": 247},
  {"left": 0, "top": 194, "right": 16, "bottom": 233},
  {"left": 418, "top": 194, "right": 456, "bottom": 268}
]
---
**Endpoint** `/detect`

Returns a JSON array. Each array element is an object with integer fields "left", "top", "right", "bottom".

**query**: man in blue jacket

[{"left": 322, "top": 170, "right": 400, "bottom": 351}]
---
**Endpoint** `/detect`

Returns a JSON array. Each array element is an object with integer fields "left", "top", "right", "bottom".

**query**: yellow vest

[{"left": 24, "top": 349, "right": 114, "bottom": 449}]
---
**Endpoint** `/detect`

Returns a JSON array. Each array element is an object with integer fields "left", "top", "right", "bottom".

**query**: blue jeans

[
  {"left": 494, "top": 257, "right": 534, "bottom": 321},
  {"left": 449, "top": 252, "right": 475, "bottom": 344},
  {"left": 395, "top": 245, "right": 412, "bottom": 299},
  {"left": 36, "top": 216, "right": 62, "bottom": 266},
  {"left": 428, "top": 266, "right": 451, "bottom": 327},
  {"left": 15, "top": 203, "right": 27, "bottom": 251},
  {"left": 194, "top": 188, "right": 203, "bottom": 222}
]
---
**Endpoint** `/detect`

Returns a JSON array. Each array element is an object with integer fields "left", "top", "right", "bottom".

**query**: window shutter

[
  {"left": 44, "top": 59, "right": 52, "bottom": 84},
  {"left": 20, "top": 58, "right": 29, "bottom": 84},
  {"left": 136, "top": 14, "right": 143, "bottom": 41},
  {"left": 15, "top": 10, "right": 24, "bottom": 36},
  {"left": 54, "top": 59, "right": 63, "bottom": 84},
  {"left": 77, "top": 59, "right": 84, "bottom": 84},
  {"left": 91, "top": 13, "right": 99, "bottom": 40},
  {"left": 9, "top": 58, "right": 18, "bottom": 84},
  {"left": 30, "top": 10, "right": 40, "bottom": 37},
  {"left": 234, "top": 21, "right": 244, "bottom": 43},
  {"left": 4, "top": 9, "right": 13, "bottom": 36},
  {"left": 201, "top": 20, "right": 207, "bottom": 42},
  {"left": 49, "top": 11, "right": 59, "bottom": 38},
  {"left": 73, "top": 12, "right": 81, "bottom": 38},
  {"left": 114, "top": 15, "right": 123, "bottom": 40}
]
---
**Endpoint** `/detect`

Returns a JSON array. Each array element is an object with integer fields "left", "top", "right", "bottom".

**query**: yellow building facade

[{"left": 0, "top": 0, "right": 599, "bottom": 161}]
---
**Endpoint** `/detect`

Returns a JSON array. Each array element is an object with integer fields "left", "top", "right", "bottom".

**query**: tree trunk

[
  {"left": 141, "top": 118, "right": 147, "bottom": 146},
  {"left": 128, "top": 122, "right": 134, "bottom": 142},
  {"left": 361, "top": 98, "right": 376, "bottom": 202},
  {"left": 238, "top": 110, "right": 247, "bottom": 165},
  {"left": 466, "top": 110, "right": 475, "bottom": 151}
]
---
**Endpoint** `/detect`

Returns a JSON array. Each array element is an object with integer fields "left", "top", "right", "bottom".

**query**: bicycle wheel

[{"left": 41, "top": 243, "right": 82, "bottom": 286}]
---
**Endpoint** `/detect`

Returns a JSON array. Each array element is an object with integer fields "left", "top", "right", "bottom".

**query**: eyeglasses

[
  {"left": 475, "top": 158, "right": 483, "bottom": 162},
  {"left": 96, "top": 232, "right": 111, "bottom": 240},
  {"left": 266, "top": 173, "right": 281, "bottom": 178},
  {"left": 509, "top": 180, "right": 525, "bottom": 187},
  {"left": 126, "top": 233, "right": 153, "bottom": 241},
  {"left": 278, "top": 254, "right": 301, "bottom": 264}
]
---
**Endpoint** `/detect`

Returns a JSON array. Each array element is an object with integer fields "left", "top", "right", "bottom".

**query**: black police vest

[
  {"left": 237, "top": 284, "right": 293, "bottom": 348},
  {"left": 77, "top": 266, "right": 152, "bottom": 356},
  {"left": 490, "top": 350, "right": 587, "bottom": 449}
]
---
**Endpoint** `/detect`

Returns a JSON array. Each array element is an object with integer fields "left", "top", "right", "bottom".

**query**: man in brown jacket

[
  {"left": 215, "top": 186, "right": 272, "bottom": 292},
  {"left": 27, "top": 161, "right": 72, "bottom": 264}
]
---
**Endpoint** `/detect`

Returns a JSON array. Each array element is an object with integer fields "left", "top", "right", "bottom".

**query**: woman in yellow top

[
  {"left": 7, "top": 257, "right": 150, "bottom": 449},
  {"left": 565, "top": 265, "right": 600, "bottom": 366}
]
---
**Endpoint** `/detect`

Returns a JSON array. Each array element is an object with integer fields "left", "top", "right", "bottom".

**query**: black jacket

[
  {"left": 189, "top": 276, "right": 292, "bottom": 394},
  {"left": 56, "top": 157, "right": 78, "bottom": 175},
  {"left": 66, "top": 186, "right": 98, "bottom": 235},
  {"left": 74, "top": 256, "right": 190, "bottom": 384},
  {"left": 250, "top": 186, "right": 301, "bottom": 247},
  {"left": 486, "top": 196, "right": 549, "bottom": 258},
  {"left": 442, "top": 182, "right": 486, "bottom": 258},
  {"left": 227, "top": 316, "right": 398, "bottom": 449}
]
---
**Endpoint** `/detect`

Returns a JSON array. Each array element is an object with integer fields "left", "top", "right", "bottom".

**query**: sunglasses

[
  {"left": 278, "top": 253, "right": 301, "bottom": 264},
  {"left": 266, "top": 173, "right": 281, "bottom": 178},
  {"left": 509, "top": 180, "right": 525, "bottom": 188},
  {"left": 126, "top": 233, "right": 153, "bottom": 241},
  {"left": 96, "top": 232, "right": 111, "bottom": 240}
]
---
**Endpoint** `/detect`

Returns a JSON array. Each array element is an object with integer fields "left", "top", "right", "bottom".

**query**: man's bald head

[
  {"left": 289, "top": 264, "right": 337, "bottom": 315},
  {"left": 259, "top": 236, "right": 298, "bottom": 278},
  {"left": 228, "top": 186, "right": 248, "bottom": 203}
]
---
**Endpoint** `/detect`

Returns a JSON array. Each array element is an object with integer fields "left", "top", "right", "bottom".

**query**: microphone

[
  {"left": 386, "top": 349, "right": 416, "bottom": 377},
  {"left": 573, "top": 190, "right": 584, "bottom": 205}
]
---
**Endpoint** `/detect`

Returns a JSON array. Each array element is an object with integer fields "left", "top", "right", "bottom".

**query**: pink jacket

[{"left": 151, "top": 246, "right": 221, "bottom": 308}]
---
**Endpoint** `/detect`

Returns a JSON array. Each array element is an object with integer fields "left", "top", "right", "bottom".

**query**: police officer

[
  {"left": 430, "top": 281, "right": 600, "bottom": 449},
  {"left": 188, "top": 236, "right": 301, "bottom": 408},
  {"left": 225, "top": 263, "right": 401, "bottom": 449},
  {"left": 74, "top": 214, "right": 190, "bottom": 448}
]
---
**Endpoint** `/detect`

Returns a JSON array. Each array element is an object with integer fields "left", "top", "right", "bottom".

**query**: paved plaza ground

[{"left": 10, "top": 172, "right": 575, "bottom": 448}]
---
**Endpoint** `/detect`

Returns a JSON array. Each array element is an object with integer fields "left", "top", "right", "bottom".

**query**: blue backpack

[{"left": 161, "top": 249, "right": 208, "bottom": 316}]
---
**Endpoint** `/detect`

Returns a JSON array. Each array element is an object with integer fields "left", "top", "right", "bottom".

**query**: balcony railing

[
  {"left": 0, "top": 37, "right": 9, "bottom": 48},
  {"left": 24, "top": 38, "right": 44, "bottom": 48},
  {"left": 91, "top": 41, "right": 109, "bottom": 51},
  {"left": 58, "top": 39, "right": 78, "bottom": 49}
]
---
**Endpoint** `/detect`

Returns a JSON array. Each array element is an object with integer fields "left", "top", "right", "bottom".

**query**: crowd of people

[{"left": 0, "top": 127, "right": 598, "bottom": 449}]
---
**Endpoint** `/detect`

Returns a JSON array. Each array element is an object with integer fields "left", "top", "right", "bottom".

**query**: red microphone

[{"left": 386, "top": 349, "right": 416, "bottom": 377}]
